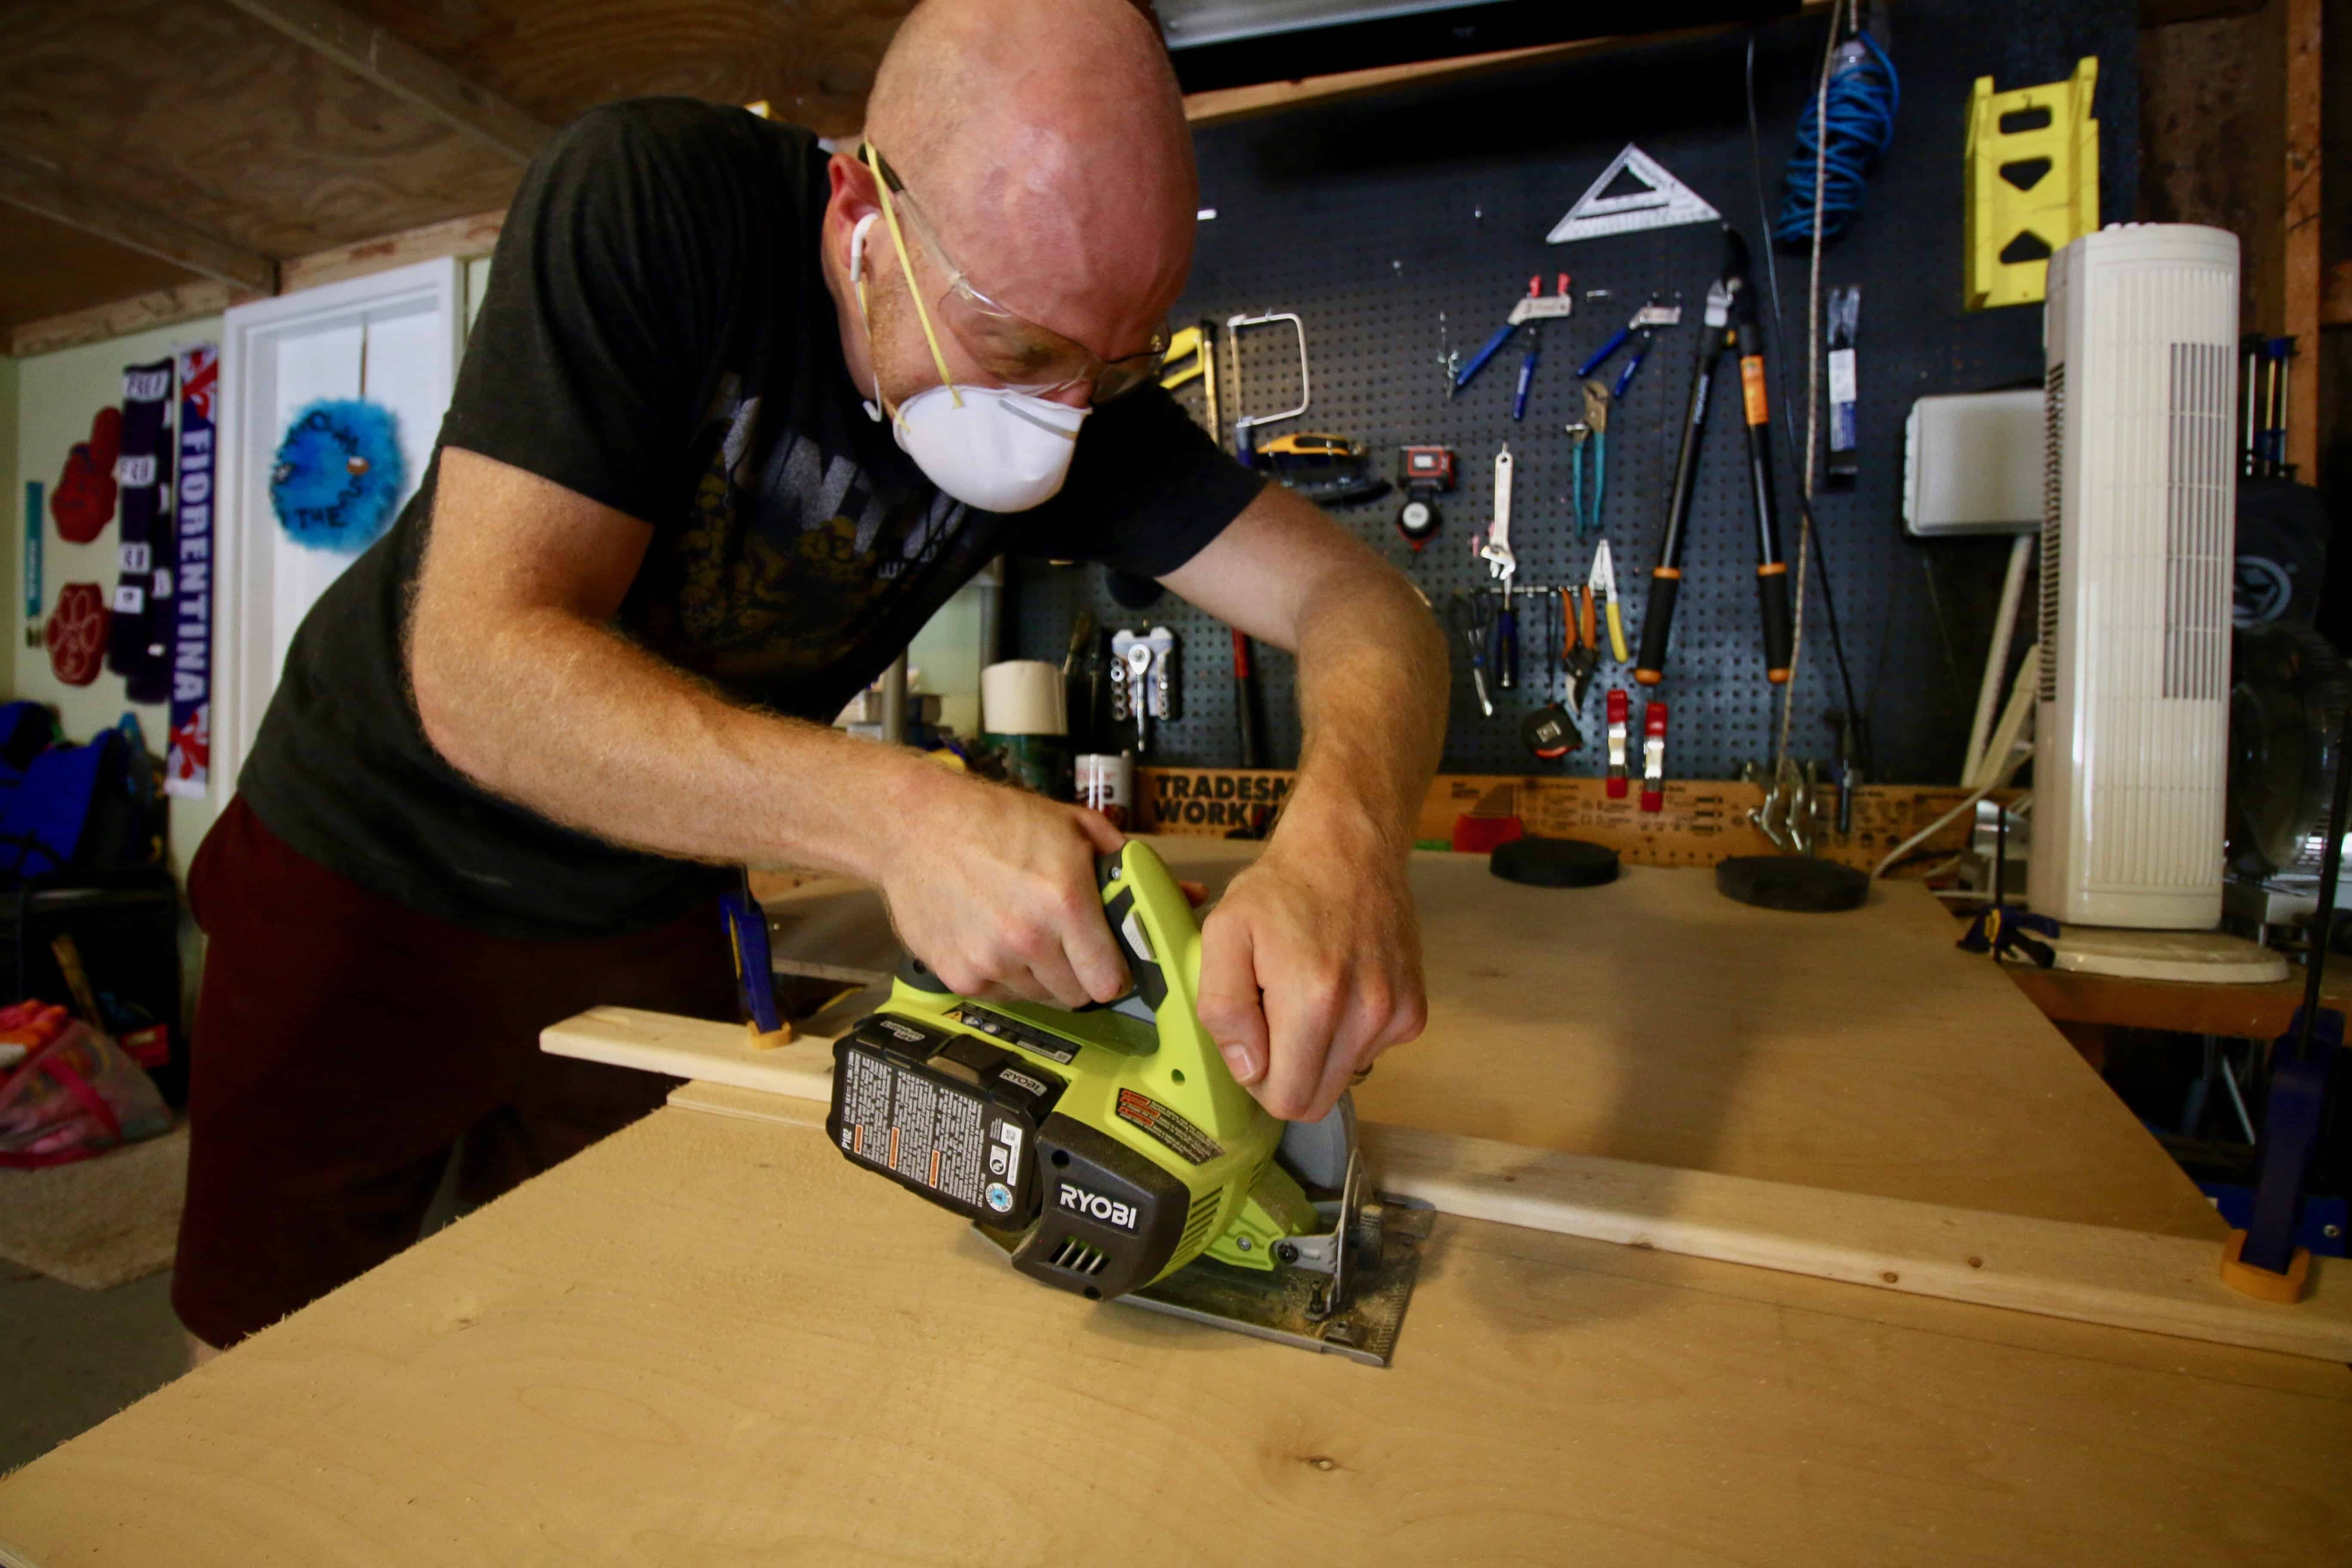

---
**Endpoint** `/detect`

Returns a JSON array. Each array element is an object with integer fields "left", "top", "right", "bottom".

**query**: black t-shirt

[{"left": 238, "top": 98, "right": 1261, "bottom": 940}]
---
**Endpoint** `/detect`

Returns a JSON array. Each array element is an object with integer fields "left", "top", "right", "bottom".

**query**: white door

[{"left": 212, "top": 258, "right": 462, "bottom": 796}]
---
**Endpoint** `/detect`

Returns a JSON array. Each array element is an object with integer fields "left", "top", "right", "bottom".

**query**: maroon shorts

[{"left": 172, "top": 795, "right": 737, "bottom": 1348}]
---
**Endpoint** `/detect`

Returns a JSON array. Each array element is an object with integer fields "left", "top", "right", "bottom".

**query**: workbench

[{"left": 3, "top": 846, "right": 2346, "bottom": 1563}]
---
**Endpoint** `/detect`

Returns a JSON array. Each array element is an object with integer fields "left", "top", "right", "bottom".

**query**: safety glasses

[{"left": 861, "top": 143, "right": 1170, "bottom": 404}]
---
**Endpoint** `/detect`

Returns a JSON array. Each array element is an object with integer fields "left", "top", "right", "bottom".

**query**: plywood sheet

[
  {"left": 761, "top": 839, "right": 2220, "bottom": 1237},
  {"left": 0, "top": 1107, "right": 2341, "bottom": 1566}
]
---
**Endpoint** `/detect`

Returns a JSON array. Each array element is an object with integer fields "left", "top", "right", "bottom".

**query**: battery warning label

[
  {"left": 838, "top": 1047, "right": 989, "bottom": 1209},
  {"left": 1116, "top": 1088, "right": 1222, "bottom": 1166}
]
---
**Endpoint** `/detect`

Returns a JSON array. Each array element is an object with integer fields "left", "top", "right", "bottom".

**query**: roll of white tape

[{"left": 980, "top": 660, "right": 1068, "bottom": 736}]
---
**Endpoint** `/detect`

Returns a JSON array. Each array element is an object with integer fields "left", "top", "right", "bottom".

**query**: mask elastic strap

[{"left": 863, "top": 143, "right": 963, "bottom": 410}]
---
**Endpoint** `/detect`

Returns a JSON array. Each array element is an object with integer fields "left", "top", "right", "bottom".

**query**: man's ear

[
  {"left": 826, "top": 151, "right": 883, "bottom": 223},
  {"left": 822, "top": 151, "right": 885, "bottom": 276}
]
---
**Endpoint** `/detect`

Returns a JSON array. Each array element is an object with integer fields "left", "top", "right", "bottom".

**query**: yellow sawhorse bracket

[{"left": 1965, "top": 56, "right": 2101, "bottom": 311}]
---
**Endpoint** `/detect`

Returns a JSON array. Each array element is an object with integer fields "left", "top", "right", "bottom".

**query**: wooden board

[
  {"left": 546, "top": 1003, "right": 839, "bottom": 1104},
  {"left": 1358, "top": 1122, "right": 2352, "bottom": 1363},
  {"left": 1, "top": 1106, "right": 2344, "bottom": 1565},
  {"left": 755, "top": 839, "right": 2221, "bottom": 1238},
  {"left": 1133, "top": 768, "right": 2008, "bottom": 872},
  {"left": 549, "top": 1017, "right": 2340, "bottom": 1362}
]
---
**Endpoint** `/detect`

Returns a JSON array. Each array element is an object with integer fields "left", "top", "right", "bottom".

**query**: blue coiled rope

[{"left": 1773, "top": 30, "right": 1900, "bottom": 245}]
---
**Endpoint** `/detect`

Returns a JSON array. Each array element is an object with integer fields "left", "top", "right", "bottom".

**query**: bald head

[{"left": 856, "top": 0, "right": 1196, "bottom": 362}]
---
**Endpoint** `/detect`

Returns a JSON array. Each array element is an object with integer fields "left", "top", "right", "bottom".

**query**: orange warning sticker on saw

[
  {"left": 1740, "top": 356, "right": 1768, "bottom": 426},
  {"left": 1116, "top": 1088, "right": 1222, "bottom": 1166}
]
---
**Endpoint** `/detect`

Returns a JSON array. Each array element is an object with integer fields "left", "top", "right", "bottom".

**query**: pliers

[
  {"left": 1560, "top": 585, "right": 1598, "bottom": 709},
  {"left": 1565, "top": 380, "right": 1611, "bottom": 540}
]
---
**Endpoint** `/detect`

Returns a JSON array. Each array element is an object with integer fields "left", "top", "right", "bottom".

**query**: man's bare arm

[
  {"left": 408, "top": 447, "right": 1129, "bottom": 1006},
  {"left": 1159, "top": 482, "right": 1449, "bottom": 1118},
  {"left": 1162, "top": 483, "right": 1447, "bottom": 856}
]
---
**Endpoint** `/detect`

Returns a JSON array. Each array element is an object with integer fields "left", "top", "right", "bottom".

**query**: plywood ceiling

[
  {"left": 0, "top": 0, "right": 1894, "bottom": 349},
  {"left": 347, "top": 0, "right": 912, "bottom": 138},
  {"left": 1, "top": 0, "right": 526, "bottom": 263},
  {"left": 1, "top": 0, "right": 928, "bottom": 340},
  {"left": 1, "top": 208, "right": 208, "bottom": 326}
]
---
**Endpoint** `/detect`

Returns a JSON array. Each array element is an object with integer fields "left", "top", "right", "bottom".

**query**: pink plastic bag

[{"left": 0, "top": 1014, "right": 171, "bottom": 1168}]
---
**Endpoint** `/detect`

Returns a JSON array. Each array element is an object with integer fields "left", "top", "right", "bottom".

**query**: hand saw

[{"left": 826, "top": 839, "right": 1427, "bottom": 1365}]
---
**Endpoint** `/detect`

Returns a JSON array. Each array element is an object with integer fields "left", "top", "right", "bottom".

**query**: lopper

[{"left": 1635, "top": 227, "right": 1793, "bottom": 687}]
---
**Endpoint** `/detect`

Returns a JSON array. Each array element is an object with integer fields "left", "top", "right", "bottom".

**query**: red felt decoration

[
  {"left": 51, "top": 407, "right": 123, "bottom": 545},
  {"left": 45, "top": 583, "right": 111, "bottom": 686}
]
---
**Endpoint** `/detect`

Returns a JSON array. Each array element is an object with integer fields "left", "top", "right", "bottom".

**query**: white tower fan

[{"left": 2029, "top": 224, "right": 2285, "bottom": 982}]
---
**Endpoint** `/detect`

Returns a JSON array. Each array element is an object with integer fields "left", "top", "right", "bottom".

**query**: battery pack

[{"left": 827, "top": 1014, "right": 1066, "bottom": 1226}]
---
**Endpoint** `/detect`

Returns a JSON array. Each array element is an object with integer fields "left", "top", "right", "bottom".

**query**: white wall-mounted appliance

[{"left": 2029, "top": 224, "right": 2241, "bottom": 932}]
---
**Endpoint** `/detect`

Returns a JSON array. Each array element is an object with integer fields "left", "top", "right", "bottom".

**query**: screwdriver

[
  {"left": 1512, "top": 325, "right": 1542, "bottom": 422},
  {"left": 1494, "top": 579, "right": 1519, "bottom": 690}
]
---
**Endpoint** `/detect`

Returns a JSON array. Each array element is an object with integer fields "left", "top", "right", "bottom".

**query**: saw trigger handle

[
  {"left": 894, "top": 952, "right": 955, "bottom": 994},
  {"left": 1096, "top": 851, "right": 1170, "bottom": 1013}
]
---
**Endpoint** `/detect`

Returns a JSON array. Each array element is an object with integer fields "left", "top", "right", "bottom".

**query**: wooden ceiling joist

[
  {"left": 214, "top": 0, "right": 555, "bottom": 164},
  {"left": 7, "top": 280, "right": 258, "bottom": 360},
  {"left": 0, "top": 150, "right": 276, "bottom": 295},
  {"left": 278, "top": 207, "right": 505, "bottom": 294}
]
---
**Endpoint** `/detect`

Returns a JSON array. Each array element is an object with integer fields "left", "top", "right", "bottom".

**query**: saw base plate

[{"left": 1125, "top": 1198, "right": 1433, "bottom": 1368}]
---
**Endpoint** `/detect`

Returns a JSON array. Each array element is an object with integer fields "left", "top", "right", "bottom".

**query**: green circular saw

[{"left": 825, "top": 839, "right": 1426, "bottom": 1365}]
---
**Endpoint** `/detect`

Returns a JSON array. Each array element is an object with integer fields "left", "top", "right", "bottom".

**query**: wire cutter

[
  {"left": 1449, "top": 590, "right": 1496, "bottom": 717},
  {"left": 1561, "top": 540, "right": 1630, "bottom": 710},
  {"left": 1455, "top": 274, "right": 1574, "bottom": 397},
  {"left": 1586, "top": 538, "right": 1630, "bottom": 663},
  {"left": 1574, "top": 295, "right": 1683, "bottom": 402}
]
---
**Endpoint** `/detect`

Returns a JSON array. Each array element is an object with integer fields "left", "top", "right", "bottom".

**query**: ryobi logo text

[{"left": 1058, "top": 1183, "right": 1138, "bottom": 1232}]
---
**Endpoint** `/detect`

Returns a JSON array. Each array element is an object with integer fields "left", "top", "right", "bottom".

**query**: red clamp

[
  {"left": 1639, "top": 701, "right": 1668, "bottom": 814},
  {"left": 1605, "top": 689, "right": 1630, "bottom": 798}
]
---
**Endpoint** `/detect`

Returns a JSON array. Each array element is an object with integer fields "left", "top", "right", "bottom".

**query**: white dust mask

[
  {"left": 885, "top": 384, "right": 1086, "bottom": 513},
  {"left": 848, "top": 212, "right": 1090, "bottom": 513}
]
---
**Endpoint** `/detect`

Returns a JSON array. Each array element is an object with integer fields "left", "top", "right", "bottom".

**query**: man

[{"left": 174, "top": 0, "right": 1446, "bottom": 1353}]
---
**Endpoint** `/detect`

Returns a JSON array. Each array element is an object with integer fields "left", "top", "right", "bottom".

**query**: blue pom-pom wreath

[{"left": 270, "top": 398, "right": 406, "bottom": 553}]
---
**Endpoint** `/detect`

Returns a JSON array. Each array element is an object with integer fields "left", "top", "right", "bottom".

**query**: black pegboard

[{"left": 1011, "top": 0, "right": 2138, "bottom": 783}]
